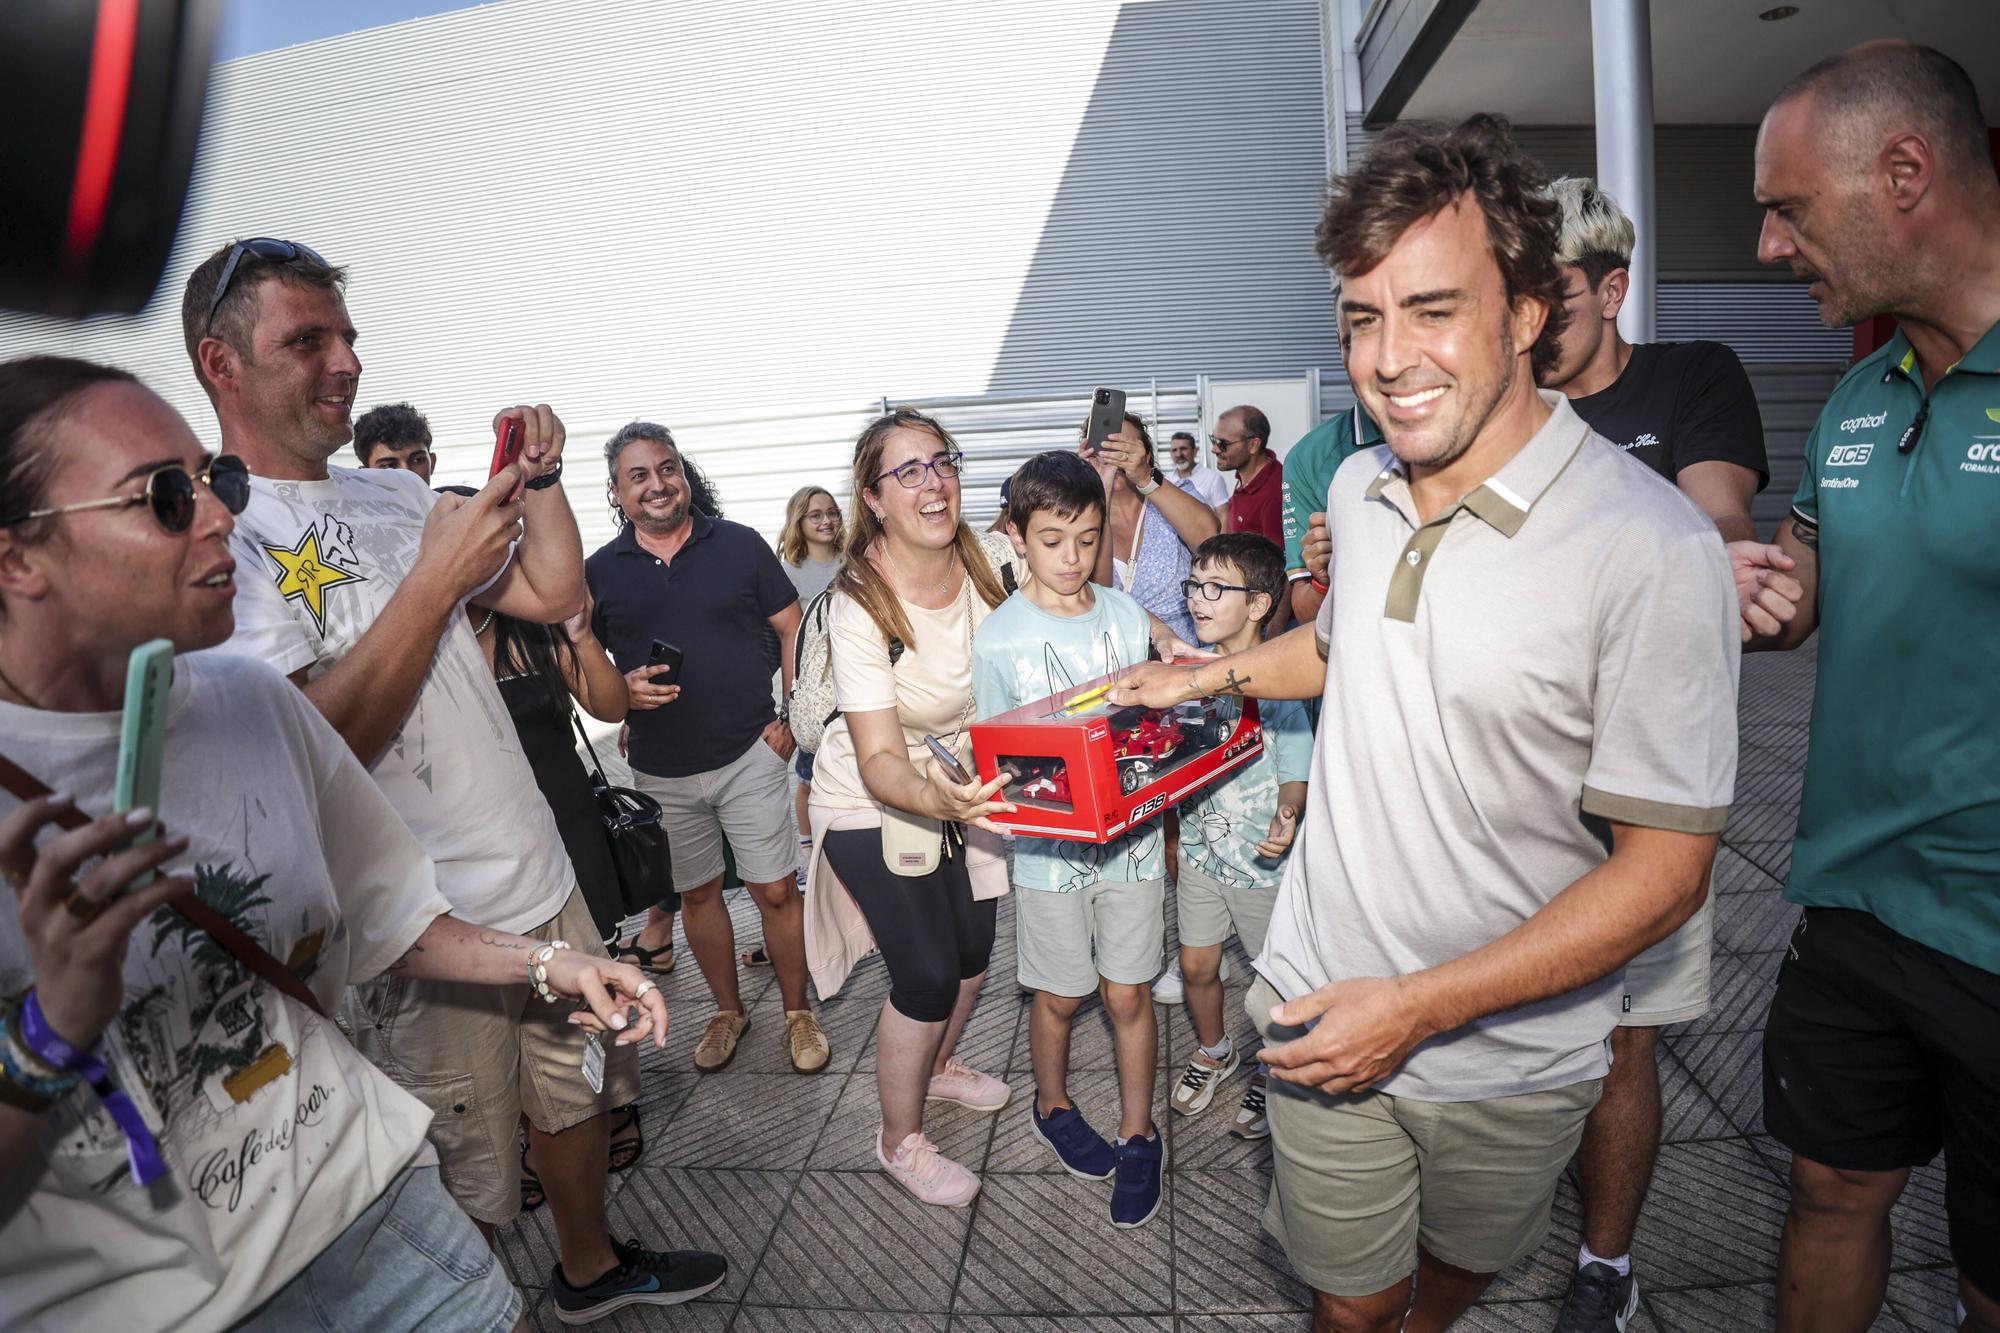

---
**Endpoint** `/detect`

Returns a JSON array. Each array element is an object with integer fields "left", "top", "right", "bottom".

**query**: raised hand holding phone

[{"left": 489, "top": 416, "right": 525, "bottom": 502}]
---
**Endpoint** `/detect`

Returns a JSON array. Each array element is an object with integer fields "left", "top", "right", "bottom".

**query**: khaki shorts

[
  {"left": 1015, "top": 878, "right": 1167, "bottom": 997},
  {"left": 1621, "top": 892, "right": 1712, "bottom": 1027},
  {"left": 1246, "top": 976, "right": 1601, "bottom": 1295},
  {"left": 1175, "top": 856, "right": 1280, "bottom": 958},
  {"left": 352, "top": 888, "right": 643, "bottom": 1225},
  {"left": 633, "top": 738, "right": 797, "bottom": 889}
]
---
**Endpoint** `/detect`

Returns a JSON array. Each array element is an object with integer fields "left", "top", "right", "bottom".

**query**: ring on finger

[
  {"left": 632, "top": 980, "right": 657, "bottom": 1000},
  {"left": 64, "top": 888, "right": 106, "bottom": 923}
]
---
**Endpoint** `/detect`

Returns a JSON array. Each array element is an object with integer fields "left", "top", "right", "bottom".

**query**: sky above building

[{"left": 213, "top": 0, "right": 487, "bottom": 63}]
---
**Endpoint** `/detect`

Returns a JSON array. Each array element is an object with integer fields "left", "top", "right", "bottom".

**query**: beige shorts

[
  {"left": 351, "top": 888, "right": 643, "bottom": 1225},
  {"left": 1246, "top": 976, "right": 1601, "bottom": 1295},
  {"left": 1621, "top": 893, "right": 1712, "bottom": 1027},
  {"left": 1175, "top": 857, "right": 1280, "bottom": 958},
  {"left": 633, "top": 737, "right": 797, "bottom": 889},
  {"left": 1015, "top": 878, "right": 1167, "bottom": 997}
]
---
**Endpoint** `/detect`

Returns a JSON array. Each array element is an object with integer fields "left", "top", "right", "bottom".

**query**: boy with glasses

[{"left": 1162, "top": 534, "right": 1312, "bottom": 1139}]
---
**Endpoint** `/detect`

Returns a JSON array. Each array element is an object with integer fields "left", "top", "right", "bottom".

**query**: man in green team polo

[
  {"left": 1281, "top": 381, "right": 1381, "bottom": 626},
  {"left": 1735, "top": 41, "right": 2000, "bottom": 1333}
]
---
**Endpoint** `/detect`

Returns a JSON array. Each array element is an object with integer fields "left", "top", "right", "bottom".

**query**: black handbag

[{"left": 572, "top": 715, "right": 674, "bottom": 916}]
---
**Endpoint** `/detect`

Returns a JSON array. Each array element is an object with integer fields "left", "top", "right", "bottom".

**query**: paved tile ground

[{"left": 502, "top": 643, "right": 1963, "bottom": 1331}]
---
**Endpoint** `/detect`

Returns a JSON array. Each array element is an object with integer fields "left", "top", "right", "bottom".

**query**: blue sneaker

[
  {"left": 1029, "top": 1102, "right": 1115, "bottom": 1180},
  {"left": 1110, "top": 1129, "right": 1164, "bottom": 1228}
]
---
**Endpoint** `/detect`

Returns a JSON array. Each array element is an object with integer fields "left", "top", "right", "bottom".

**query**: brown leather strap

[{"left": 0, "top": 750, "right": 326, "bottom": 1017}]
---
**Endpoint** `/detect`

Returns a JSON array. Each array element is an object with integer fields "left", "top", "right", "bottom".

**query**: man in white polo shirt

[{"left": 1111, "top": 115, "right": 1738, "bottom": 1333}]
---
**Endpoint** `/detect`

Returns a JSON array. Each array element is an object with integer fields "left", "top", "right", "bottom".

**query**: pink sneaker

[
  {"left": 876, "top": 1127, "right": 980, "bottom": 1207},
  {"left": 925, "top": 1058, "right": 1012, "bottom": 1113}
]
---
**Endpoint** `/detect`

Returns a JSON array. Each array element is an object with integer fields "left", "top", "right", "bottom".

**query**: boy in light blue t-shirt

[
  {"left": 1161, "top": 534, "right": 1312, "bottom": 1140},
  {"left": 972, "top": 450, "right": 1176, "bottom": 1230}
]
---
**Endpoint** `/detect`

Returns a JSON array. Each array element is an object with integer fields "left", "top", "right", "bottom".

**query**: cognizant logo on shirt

[{"left": 1839, "top": 411, "right": 1888, "bottom": 433}]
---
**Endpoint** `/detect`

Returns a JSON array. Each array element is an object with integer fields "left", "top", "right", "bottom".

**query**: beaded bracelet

[
  {"left": 527, "top": 941, "right": 571, "bottom": 1004},
  {"left": 0, "top": 1000, "right": 81, "bottom": 1108}
]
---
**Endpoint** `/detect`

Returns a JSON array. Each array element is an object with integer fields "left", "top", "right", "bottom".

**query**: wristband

[
  {"left": 1310, "top": 576, "right": 1328, "bottom": 593},
  {"left": 17, "top": 991, "right": 165, "bottom": 1184},
  {"left": 524, "top": 460, "right": 564, "bottom": 491},
  {"left": 0, "top": 1003, "right": 79, "bottom": 1107},
  {"left": 1134, "top": 473, "right": 1161, "bottom": 496},
  {"left": 528, "top": 941, "right": 572, "bottom": 1003}
]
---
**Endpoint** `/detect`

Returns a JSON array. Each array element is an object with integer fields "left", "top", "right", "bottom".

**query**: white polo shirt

[{"left": 1255, "top": 392, "right": 1739, "bottom": 1101}]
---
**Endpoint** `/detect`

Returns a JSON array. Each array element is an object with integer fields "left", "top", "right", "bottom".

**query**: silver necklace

[{"left": 888, "top": 546, "right": 957, "bottom": 600}]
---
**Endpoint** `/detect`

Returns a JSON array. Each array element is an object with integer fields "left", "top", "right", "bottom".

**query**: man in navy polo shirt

[
  {"left": 587, "top": 422, "right": 829, "bottom": 1075},
  {"left": 1736, "top": 41, "right": 2000, "bottom": 1333}
]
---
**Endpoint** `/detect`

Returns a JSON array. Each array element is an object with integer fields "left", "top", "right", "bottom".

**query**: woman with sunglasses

[
  {"left": 0, "top": 356, "right": 689, "bottom": 1330},
  {"left": 802, "top": 408, "right": 1021, "bottom": 1206},
  {"left": 1083, "top": 411, "right": 1215, "bottom": 645}
]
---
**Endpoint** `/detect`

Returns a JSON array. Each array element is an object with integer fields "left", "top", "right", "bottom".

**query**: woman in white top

[
  {"left": 802, "top": 409, "right": 1017, "bottom": 1207},
  {"left": 0, "top": 357, "right": 686, "bottom": 1331}
]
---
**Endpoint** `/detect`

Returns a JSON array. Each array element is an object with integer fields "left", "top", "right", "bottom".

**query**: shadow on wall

[{"left": 985, "top": 0, "right": 1342, "bottom": 395}]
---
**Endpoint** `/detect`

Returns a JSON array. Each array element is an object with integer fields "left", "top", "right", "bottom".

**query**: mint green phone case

[{"left": 116, "top": 639, "right": 174, "bottom": 886}]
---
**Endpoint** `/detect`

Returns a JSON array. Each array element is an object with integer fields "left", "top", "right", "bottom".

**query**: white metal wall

[{"left": 0, "top": 0, "right": 1343, "bottom": 554}]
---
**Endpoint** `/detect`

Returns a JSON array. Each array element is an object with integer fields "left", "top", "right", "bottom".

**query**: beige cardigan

[{"left": 804, "top": 809, "right": 1008, "bottom": 998}]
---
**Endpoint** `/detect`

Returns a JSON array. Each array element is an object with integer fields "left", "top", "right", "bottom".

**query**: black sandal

[
  {"left": 519, "top": 1139, "right": 546, "bottom": 1212},
  {"left": 607, "top": 1102, "right": 643, "bottom": 1174},
  {"left": 614, "top": 940, "right": 676, "bottom": 976},
  {"left": 740, "top": 946, "right": 771, "bottom": 968}
]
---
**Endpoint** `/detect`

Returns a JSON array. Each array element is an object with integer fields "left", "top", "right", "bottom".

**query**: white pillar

[{"left": 1590, "top": 0, "right": 1656, "bottom": 342}]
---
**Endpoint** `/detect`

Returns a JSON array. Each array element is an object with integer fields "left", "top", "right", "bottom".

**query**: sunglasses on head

[
  {"left": 0, "top": 456, "right": 251, "bottom": 535},
  {"left": 203, "top": 238, "right": 329, "bottom": 334}
]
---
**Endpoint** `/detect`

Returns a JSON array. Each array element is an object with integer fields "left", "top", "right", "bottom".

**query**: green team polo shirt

[
  {"left": 1281, "top": 404, "right": 1383, "bottom": 577},
  {"left": 1786, "top": 319, "right": 2000, "bottom": 974}
]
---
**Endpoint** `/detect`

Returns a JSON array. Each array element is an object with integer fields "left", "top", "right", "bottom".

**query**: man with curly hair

[{"left": 1110, "top": 115, "right": 1739, "bottom": 1331}]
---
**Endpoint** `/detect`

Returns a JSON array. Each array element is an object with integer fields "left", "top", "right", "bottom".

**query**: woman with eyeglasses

[
  {"left": 0, "top": 356, "right": 679, "bottom": 1331},
  {"left": 803, "top": 408, "right": 1022, "bottom": 1206},
  {"left": 773, "top": 485, "right": 844, "bottom": 908},
  {"left": 1082, "top": 410, "right": 1216, "bottom": 646}
]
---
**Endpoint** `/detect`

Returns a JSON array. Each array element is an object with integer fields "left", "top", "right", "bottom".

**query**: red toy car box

[{"left": 968, "top": 670, "right": 1263, "bottom": 843}]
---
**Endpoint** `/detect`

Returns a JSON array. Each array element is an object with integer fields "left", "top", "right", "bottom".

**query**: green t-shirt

[
  {"left": 1785, "top": 322, "right": 2000, "bottom": 973},
  {"left": 1280, "top": 404, "right": 1383, "bottom": 576}
]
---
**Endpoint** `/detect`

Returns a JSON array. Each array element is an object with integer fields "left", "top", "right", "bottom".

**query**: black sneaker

[
  {"left": 1554, "top": 1260, "right": 1639, "bottom": 1333},
  {"left": 551, "top": 1235, "right": 728, "bottom": 1325}
]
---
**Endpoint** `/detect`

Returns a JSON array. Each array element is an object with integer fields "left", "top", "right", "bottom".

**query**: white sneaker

[
  {"left": 926, "top": 1058, "right": 1012, "bottom": 1112},
  {"left": 876, "top": 1126, "right": 980, "bottom": 1207},
  {"left": 1150, "top": 954, "right": 1230, "bottom": 1005},
  {"left": 1229, "top": 1070, "right": 1270, "bottom": 1140}
]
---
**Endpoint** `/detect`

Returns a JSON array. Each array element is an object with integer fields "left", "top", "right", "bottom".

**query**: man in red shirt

[{"left": 1216, "top": 404, "right": 1284, "bottom": 543}]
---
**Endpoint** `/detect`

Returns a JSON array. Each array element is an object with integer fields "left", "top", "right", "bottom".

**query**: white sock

[
  {"left": 1578, "top": 1243, "right": 1631, "bottom": 1277},
  {"left": 1200, "top": 1035, "right": 1233, "bottom": 1062}
]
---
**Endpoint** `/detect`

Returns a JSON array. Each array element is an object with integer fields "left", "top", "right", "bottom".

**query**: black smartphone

[
  {"left": 647, "top": 639, "right": 684, "bottom": 685},
  {"left": 1083, "top": 387, "right": 1126, "bottom": 453},
  {"left": 924, "top": 734, "right": 973, "bottom": 785}
]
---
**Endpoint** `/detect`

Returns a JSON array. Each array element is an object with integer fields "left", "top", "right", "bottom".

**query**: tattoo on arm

[
  {"left": 1219, "top": 668, "right": 1252, "bottom": 697},
  {"left": 477, "top": 932, "right": 529, "bottom": 952},
  {"left": 1793, "top": 521, "right": 1819, "bottom": 551},
  {"left": 388, "top": 942, "right": 425, "bottom": 973}
]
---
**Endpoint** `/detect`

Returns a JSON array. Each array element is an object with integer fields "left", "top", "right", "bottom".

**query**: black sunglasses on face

[
  {"left": 0, "top": 455, "right": 251, "bottom": 534},
  {"left": 203, "top": 238, "right": 329, "bottom": 334},
  {"left": 1181, "top": 578, "right": 1255, "bottom": 602}
]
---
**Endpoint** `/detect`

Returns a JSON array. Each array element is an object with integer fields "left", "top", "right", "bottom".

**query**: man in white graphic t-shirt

[{"left": 180, "top": 239, "right": 725, "bottom": 1319}]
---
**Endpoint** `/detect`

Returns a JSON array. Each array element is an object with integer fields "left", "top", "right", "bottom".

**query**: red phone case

[{"left": 489, "top": 417, "right": 524, "bottom": 477}]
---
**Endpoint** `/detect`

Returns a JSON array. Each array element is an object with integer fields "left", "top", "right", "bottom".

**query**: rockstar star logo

[{"left": 264, "top": 522, "right": 364, "bottom": 633}]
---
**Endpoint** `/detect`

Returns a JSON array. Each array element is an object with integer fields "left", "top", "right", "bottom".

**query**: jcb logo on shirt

[{"left": 1826, "top": 443, "right": 1874, "bottom": 468}]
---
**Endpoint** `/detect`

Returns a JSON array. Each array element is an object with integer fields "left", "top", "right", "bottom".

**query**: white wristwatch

[{"left": 1135, "top": 471, "right": 1162, "bottom": 496}]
